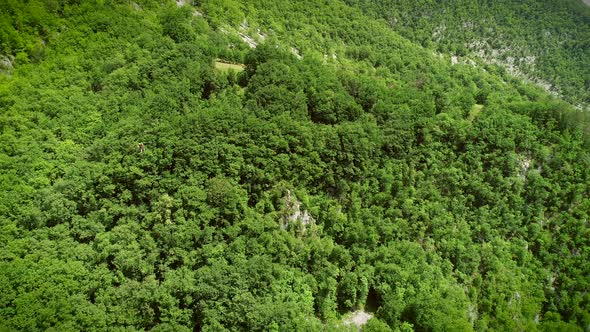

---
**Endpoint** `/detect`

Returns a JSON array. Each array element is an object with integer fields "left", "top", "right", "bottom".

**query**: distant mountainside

[
  {"left": 344, "top": 0, "right": 590, "bottom": 109},
  {"left": 0, "top": 0, "right": 588, "bottom": 331}
]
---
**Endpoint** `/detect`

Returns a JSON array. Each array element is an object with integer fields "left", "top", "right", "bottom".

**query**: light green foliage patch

[
  {"left": 467, "top": 104, "right": 484, "bottom": 122},
  {"left": 214, "top": 60, "right": 245, "bottom": 72}
]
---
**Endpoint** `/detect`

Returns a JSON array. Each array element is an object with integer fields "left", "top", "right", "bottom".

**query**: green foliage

[
  {"left": 345, "top": 0, "right": 590, "bottom": 107},
  {"left": 363, "top": 317, "right": 393, "bottom": 332},
  {"left": 0, "top": 0, "right": 588, "bottom": 331}
]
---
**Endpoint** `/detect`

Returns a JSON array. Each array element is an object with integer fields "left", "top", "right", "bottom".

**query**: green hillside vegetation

[
  {"left": 0, "top": 0, "right": 589, "bottom": 331},
  {"left": 344, "top": 0, "right": 590, "bottom": 108}
]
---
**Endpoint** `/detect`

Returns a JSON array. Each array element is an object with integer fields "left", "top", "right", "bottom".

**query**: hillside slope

[
  {"left": 345, "top": 0, "right": 590, "bottom": 108},
  {"left": 0, "top": 0, "right": 589, "bottom": 331}
]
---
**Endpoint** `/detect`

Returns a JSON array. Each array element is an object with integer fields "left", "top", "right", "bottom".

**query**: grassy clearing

[{"left": 214, "top": 60, "right": 245, "bottom": 72}]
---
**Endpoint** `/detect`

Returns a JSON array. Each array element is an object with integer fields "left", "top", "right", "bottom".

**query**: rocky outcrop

[{"left": 281, "top": 190, "right": 314, "bottom": 231}]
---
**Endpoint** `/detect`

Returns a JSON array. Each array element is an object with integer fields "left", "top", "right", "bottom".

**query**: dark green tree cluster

[{"left": 0, "top": 0, "right": 588, "bottom": 331}]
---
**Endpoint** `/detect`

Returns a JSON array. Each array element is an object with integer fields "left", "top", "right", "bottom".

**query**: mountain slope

[
  {"left": 344, "top": 0, "right": 590, "bottom": 108},
  {"left": 0, "top": 0, "right": 588, "bottom": 331}
]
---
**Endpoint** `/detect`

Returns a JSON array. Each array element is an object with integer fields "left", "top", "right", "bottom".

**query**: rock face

[
  {"left": 282, "top": 190, "right": 313, "bottom": 230},
  {"left": 256, "top": 29, "right": 267, "bottom": 41},
  {"left": 238, "top": 32, "right": 258, "bottom": 48},
  {"left": 517, "top": 155, "right": 533, "bottom": 181},
  {"left": 343, "top": 310, "right": 373, "bottom": 330},
  {"left": 290, "top": 47, "right": 302, "bottom": 59},
  {"left": 0, "top": 55, "right": 14, "bottom": 70}
]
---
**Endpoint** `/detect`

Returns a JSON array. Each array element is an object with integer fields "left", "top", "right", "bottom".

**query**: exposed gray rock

[
  {"left": 239, "top": 32, "right": 257, "bottom": 48},
  {"left": 343, "top": 311, "right": 373, "bottom": 330},
  {"left": 0, "top": 55, "right": 14, "bottom": 71},
  {"left": 290, "top": 47, "right": 302, "bottom": 59},
  {"left": 282, "top": 190, "right": 314, "bottom": 230}
]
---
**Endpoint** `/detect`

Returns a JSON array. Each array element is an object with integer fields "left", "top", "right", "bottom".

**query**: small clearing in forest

[{"left": 214, "top": 61, "right": 245, "bottom": 72}]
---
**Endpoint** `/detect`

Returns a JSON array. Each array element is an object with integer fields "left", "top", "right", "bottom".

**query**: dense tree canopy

[{"left": 0, "top": 0, "right": 589, "bottom": 331}]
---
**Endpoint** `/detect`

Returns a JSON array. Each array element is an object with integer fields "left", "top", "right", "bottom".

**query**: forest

[
  {"left": 345, "top": 0, "right": 590, "bottom": 108},
  {"left": 0, "top": 0, "right": 589, "bottom": 331}
]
